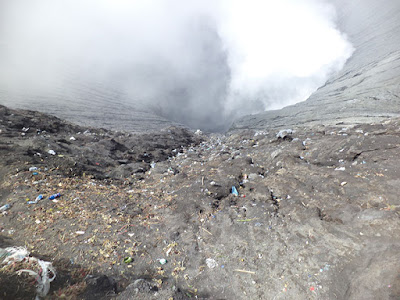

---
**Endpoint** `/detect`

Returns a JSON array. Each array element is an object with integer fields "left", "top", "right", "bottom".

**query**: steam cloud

[{"left": 0, "top": 0, "right": 353, "bottom": 131}]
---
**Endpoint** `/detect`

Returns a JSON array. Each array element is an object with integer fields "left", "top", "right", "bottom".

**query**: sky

[{"left": 0, "top": 0, "right": 354, "bottom": 131}]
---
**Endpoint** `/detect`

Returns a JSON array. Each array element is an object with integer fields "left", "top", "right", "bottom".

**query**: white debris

[
  {"left": 0, "top": 247, "right": 29, "bottom": 264},
  {"left": 1, "top": 247, "right": 56, "bottom": 299},
  {"left": 48, "top": 150, "right": 56, "bottom": 155},
  {"left": 335, "top": 167, "right": 346, "bottom": 171},
  {"left": 69, "top": 136, "right": 76, "bottom": 141},
  {"left": 302, "top": 138, "right": 312, "bottom": 146},
  {"left": 254, "top": 131, "right": 267, "bottom": 137},
  {"left": 276, "top": 129, "right": 293, "bottom": 139},
  {"left": 206, "top": 258, "right": 218, "bottom": 269}
]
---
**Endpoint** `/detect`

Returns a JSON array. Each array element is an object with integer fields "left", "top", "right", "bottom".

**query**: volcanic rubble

[{"left": 0, "top": 104, "right": 399, "bottom": 299}]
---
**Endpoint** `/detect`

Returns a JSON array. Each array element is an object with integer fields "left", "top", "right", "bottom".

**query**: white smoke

[
  {"left": 217, "top": 0, "right": 353, "bottom": 114},
  {"left": 0, "top": 0, "right": 353, "bottom": 131}
]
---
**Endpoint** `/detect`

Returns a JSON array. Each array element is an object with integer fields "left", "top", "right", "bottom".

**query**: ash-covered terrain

[{"left": 0, "top": 104, "right": 399, "bottom": 299}]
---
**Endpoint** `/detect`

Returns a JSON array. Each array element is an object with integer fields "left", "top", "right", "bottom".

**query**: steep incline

[{"left": 232, "top": 0, "right": 400, "bottom": 130}]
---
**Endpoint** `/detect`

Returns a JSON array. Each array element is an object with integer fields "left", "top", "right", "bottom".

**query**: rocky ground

[{"left": 0, "top": 104, "right": 399, "bottom": 299}]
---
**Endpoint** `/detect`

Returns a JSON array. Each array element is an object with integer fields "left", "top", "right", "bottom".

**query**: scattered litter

[
  {"left": 234, "top": 269, "right": 255, "bottom": 274},
  {"left": 124, "top": 257, "right": 133, "bottom": 264},
  {"left": 18, "top": 259, "right": 56, "bottom": 299},
  {"left": 335, "top": 167, "right": 346, "bottom": 171},
  {"left": 158, "top": 258, "right": 167, "bottom": 265},
  {"left": 1, "top": 247, "right": 56, "bottom": 298},
  {"left": 29, "top": 167, "right": 38, "bottom": 171},
  {"left": 0, "top": 204, "right": 11, "bottom": 212},
  {"left": 321, "top": 264, "right": 330, "bottom": 272},
  {"left": 27, "top": 194, "right": 43, "bottom": 204},
  {"left": 195, "top": 129, "right": 202, "bottom": 135},
  {"left": 310, "top": 286, "right": 315, "bottom": 291},
  {"left": 75, "top": 231, "right": 85, "bottom": 235},
  {"left": 150, "top": 162, "right": 156, "bottom": 168},
  {"left": 22, "top": 127, "right": 29, "bottom": 132},
  {"left": 302, "top": 138, "right": 312, "bottom": 146},
  {"left": 231, "top": 186, "right": 239, "bottom": 196},
  {"left": 49, "top": 193, "right": 61, "bottom": 200},
  {"left": 69, "top": 136, "right": 76, "bottom": 141},
  {"left": 340, "top": 182, "right": 347, "bottom": 186},
  {"left": 206, "top": 258, "right": 217, "bottom": 269},
  {"left": 0, "top": 247, "right": 29, "bottom": 264},
  {"left": 276, "top": 129, "right": 293, "bottom": 139},
  {"left": 48, "top": 150, "right": 56, "bottom": 155}
]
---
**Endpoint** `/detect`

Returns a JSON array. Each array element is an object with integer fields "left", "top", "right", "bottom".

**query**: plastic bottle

[
  {"left": 49, "top": 193, "right": 61, "bottom": 200},
  {"left": 0, "top": 204, "right": 11, "bottom": 212},
  {"left": 27, "top": 195, "right": 44, "bottom": 204}
]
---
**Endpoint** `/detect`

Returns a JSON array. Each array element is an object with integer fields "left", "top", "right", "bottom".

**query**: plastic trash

[
  {"left": 124, "top": 257, "right": 133, "bottom": 264},
  {"left": 0, "top": 247, "right": 29, "bottom": 264},
  {"left": 27, "top": 195, "right": 43, "bottom": 204},
  {"left": 231, "top": 186, "right": 239, "bottom": 196},
  {"left": 158, "top": 258, "right": 167, "bottom": 265},
  {"left": 69, "top": 136, "right": 76, "bottom": 141},
  {"left": 48, "top": 150, "right": 56, "bottom": 155},
  {"left": 17, "top": 260, "right": 56, "bottom": 299},
  {"left": 29, "top": 167, "right": 38, "bottom": 171},
  {"left": 0, "top": 204, "right": 11, "bottom": 212},
  {"left": 49, "top": 193, "right": 61, "bottom": 200},
  {"left": 1, "top": 247, "right": 56, "bottom": 299},
  {"left": 206, "top": 258, "right": 218, "bottom": 269},
  {"left": 276, "top": 129, "right": 293, "bottom": 139}
]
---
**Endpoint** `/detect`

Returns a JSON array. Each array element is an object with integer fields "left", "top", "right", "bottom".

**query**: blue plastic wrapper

[{"left": 231, "top": 186, "right": 239, "bottom": 196}]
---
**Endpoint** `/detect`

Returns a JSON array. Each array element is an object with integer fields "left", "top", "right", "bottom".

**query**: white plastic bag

[{"left": 1, "top": 247, "right": 56, "bottom": 299}]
